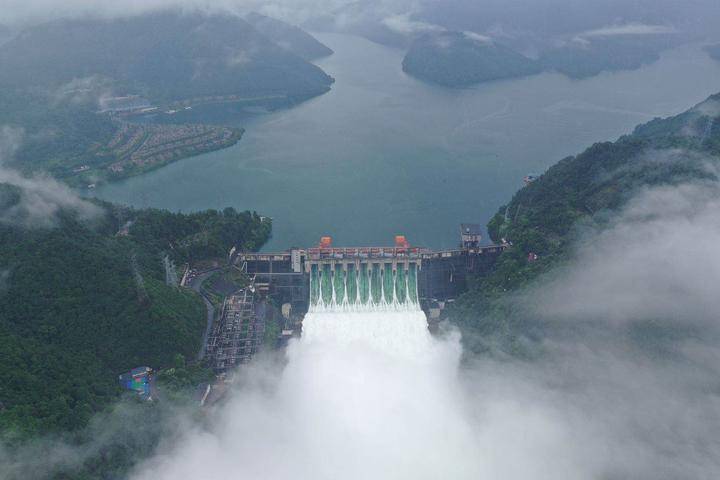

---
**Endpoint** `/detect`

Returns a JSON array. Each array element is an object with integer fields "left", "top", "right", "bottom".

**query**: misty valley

[{"left": 2, "top": 2, "right": 720, "bottom": 480}]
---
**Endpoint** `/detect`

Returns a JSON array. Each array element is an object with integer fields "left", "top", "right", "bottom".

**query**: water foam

[
  {"left": 301, "top": 310, "right": 434, "bottom": 358},
  {"left": 131, "top": 283, "right": 484, "bottom": 480},
  {"left": 309, "top": 263, "right": 420, "bottom": 312}
]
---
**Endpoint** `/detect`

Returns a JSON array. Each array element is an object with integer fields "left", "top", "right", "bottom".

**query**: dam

[
  {"left": 205, "top": 225, "right": 506, "bottom": 372},
  {"left": 233, "top": 224, "right": 506, "bottom": 322}
]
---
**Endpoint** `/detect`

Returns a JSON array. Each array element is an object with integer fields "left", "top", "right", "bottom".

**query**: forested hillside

[
  {"left": 402, "top": 31, "right": 542, "bottom": 87},
  {"left": 246, "top": 12, "right": 333, "bottom": 61},
  {"left": 706, "top": 44, "right": 720, "bottom": 62},
  {"left": 539, "top": 34, "right": 679, "bottom": 79},
  {"left": 450, "top": 93, "right": 720, "bottom": 351},
  {"left": 0, "top": 89, "right": 245, "bottom": 186},
  {"left": 0, "top": 11, "right": 333, "bottom": 103},
  {"left": 0, "top": 191, "right": 270, "bottom": 436},
  {"left": 0, "top": 11, "right": 334, "bottom": 185}
]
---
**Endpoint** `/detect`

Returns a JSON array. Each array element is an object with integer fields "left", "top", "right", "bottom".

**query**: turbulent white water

[
  {"left": 309, "top": 263, "right": 420, "bottom": 313},
  {"left": 131, "top": 304, "right": 499, "bottom": 480},
  {"left": 134, "top": 290, "right": 707, "bottom": 480},
  {"left": 301, "top": 310, "right": 433, "bottom": 357}
]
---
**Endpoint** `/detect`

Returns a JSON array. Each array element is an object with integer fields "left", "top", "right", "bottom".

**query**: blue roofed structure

[{"left": 119, "top": 366, "right": 153, "bottom": 400}]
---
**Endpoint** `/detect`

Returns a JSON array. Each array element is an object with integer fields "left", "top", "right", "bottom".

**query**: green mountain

[
  {"left": 246, "top": 12, "right": 333, "bottom": 61},
  {"left": 0, "top": 11, "right": 335, "bottom": 185},
  {"left": 0, "top": 89, "right": 243, "bottom": 186},
  {"left": 0, "top": 90, "right": 117, "bottom": 180},
  {"left": 0, "top": 11, "right": 333, "bottom": 104},
  {"left": 303, "top": 1, "right": 413, "bottom": 50},
  {"left": 401, "top": 29, "right": 683, "bottom": 86},
  {"left": 451, "top": 93, "right": 720, "bottom": 351},
  {"left": 706, "top": 43, "right": 720, "bottom": 62},
  {"left": 540, "top": 34, "right": 680, "bottom": 79},
  {"left": 402, "top": 31, "right": 543, "bottom": 87},
  {"left": 0, "top": 191, "right": 271, "bottom": 436}
]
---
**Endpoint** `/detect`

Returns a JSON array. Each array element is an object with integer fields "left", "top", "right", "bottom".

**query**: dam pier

[{"left": 234, "top": 224, "right": 506, "bottom": 325}]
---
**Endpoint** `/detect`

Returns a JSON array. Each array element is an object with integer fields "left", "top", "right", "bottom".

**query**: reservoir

[{"left": 93, "top": 33, "right": 720, "bottom": 250}]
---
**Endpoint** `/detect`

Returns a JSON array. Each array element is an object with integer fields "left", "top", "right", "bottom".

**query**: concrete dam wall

[{"left": 233, "top": 226, "right": 507, "bottom": 321}]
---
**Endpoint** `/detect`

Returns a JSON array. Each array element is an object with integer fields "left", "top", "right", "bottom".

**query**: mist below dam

[
  {"left": 130, "top": 308, "right": 500, "bottom": 479},
  {"left": 127, "top": 305, "right": 602, "bottom": 480},
  {"left": 122, "top": 179, "right": 720, "bottom": 480}
]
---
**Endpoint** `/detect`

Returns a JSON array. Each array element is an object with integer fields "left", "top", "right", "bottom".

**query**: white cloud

[
  {"left": 3, "top": 175, "right": 720, "bottom": 479},
  {"left": 121, "top": 178, "right": 720, "bottom": 480},
  {"left": 693, "top": 96, "right": 720, "bottom": 118},
  {"left": 581, "top": 22, "right": 676, "bottom": 38},
  {"left": 52, "top": 75, "right": 115, "bottom": 107},
  {"left": 382, "top": 13, "right": 444, "bottom": 36},
  {"left": 533, "top": 181, "right": 720, "bottom": 326},
  {"left": 0, "top": 268, "right": 9, "bottom": 293},
  {"left": 0, "top": 126, "right": 101, "bottom": 228},
  {"left": 226, "top": 48, "right": 254, "bottom": 67},
  {"left": 463, "top": 31, "right": 492, "bottom": 44},
  {"left": 0, "top": 0, "right": 358, "bottom": 26},
  {"left": 0, "top": 402, "right": 193, "bottom": 480}
]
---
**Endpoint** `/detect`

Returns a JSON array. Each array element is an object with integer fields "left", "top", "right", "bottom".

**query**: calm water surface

[{"left": 93, "top": 34, "right": 720, "bottom": 250}]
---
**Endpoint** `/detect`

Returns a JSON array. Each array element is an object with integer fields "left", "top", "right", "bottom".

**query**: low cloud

[
  {"left": 226, "top": 45, "right": 259, "bottom": 67},
  {"left": 51, "top": 75, "right": 115, "bottom": 107},
  {"left": 0, "top": 0, "right": 358, "bottom": 26},
  {"left": 0, "top": 402, "right": 192, "bottom": 480},
  {"left": 459, "top": 179, "right": 720, "bottom": 478},
  {"left": 693, "top": 96, "right": 720, "bottom": 118},
  {"left": 463, "top": 31, "right": 492, "bottom": 44},
  {"left": 533, "top": 181, "right": 720, "bottom": 326},
  {"left": 580, "top": 22, "right": 677, "bottom": 38},
  {"left": 0, "top": 126, "right": 21, "bottom": 161},
  {"left": 4, "top": 178, "right": 720, "bottom": 479},
  {"left": 0, "top": 126, "right": 101, "bottom": 228},
  {"left": 122, "top": 178, "right": 720, "bottom": 480},
  {"left": 0, "top": 268, "right": 9, "bottom": 294},
  {"left": 381, "top": 13, "right": 443, "bottom": 36}
]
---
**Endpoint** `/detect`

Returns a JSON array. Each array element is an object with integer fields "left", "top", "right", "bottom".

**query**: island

[{"left": 402, "top": 31, "right": 543, "bottom": 87}]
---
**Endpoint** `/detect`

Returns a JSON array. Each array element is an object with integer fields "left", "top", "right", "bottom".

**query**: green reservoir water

[{"left": 93, "top": 34, "right": 720, "bottom": 250}]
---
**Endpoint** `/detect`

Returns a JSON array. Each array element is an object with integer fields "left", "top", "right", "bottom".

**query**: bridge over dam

[{"left": 233, "top": 224, "right": 507, "bottom": 324}]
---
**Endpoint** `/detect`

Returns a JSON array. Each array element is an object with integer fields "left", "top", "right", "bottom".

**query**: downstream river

[{"left": 93, "top": 34, "right": 720, "bottom": 250}]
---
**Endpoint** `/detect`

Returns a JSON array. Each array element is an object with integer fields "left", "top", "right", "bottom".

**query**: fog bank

[{"left": 123, "top": 179, "right": 720, "bottom": 480}]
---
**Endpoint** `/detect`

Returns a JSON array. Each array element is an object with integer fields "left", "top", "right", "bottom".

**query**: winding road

[{"left": 187, "top": 269, "right": 221, "bottom": 361}]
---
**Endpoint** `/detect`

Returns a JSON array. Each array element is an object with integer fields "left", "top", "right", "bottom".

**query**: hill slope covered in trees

[
  {"left": 402, "top": 31, "right": 542, "bottom": 87},
  {"left": 0, "top": 189, "right": 270, "bottom": 436},
  {"left": 246, "top": 12, "right": 333, "bottom": 61},
  {"left": 0, "top": 11, "right": 335, "bottom": 185},
  {"left": 451, "top": 93, "right": 720, "bottom": 352},
  {"left": 0, "top": 11, "right": 333, "bottom": 104}
]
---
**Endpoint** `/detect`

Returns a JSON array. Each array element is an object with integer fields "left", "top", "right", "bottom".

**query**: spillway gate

[{"left": 234, "top": 230, "right": 506, "bottom": 320}]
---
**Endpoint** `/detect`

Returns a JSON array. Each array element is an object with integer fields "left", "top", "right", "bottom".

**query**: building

[
  {"left": 118, "top": 366, "right": 152, "bottom": 400},
  {"left": 460, "top": 223, "right": 482, "bottom": 249}
]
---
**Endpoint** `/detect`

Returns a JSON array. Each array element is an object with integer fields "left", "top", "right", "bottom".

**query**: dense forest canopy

[
  {"left": 0, "top": 11, "right": 333, "bottom": 103},
  {"left": 0, "top": 11, "right": 334, "bottom": 185},
  {"left": 245, "top": 12, "right": 334, "bottom": 61},
  {"left": 401, "top": 28, "right": 685, "bottom": 86},
  {"left": 402, "top": 31, "right": 542, "bottom": 86},
  {"left": 0, "top": 190, "right": 271, "bottom": 436},
  {"left": 450, "top": 92, "right": 720, "bottom": 353},
  {"left": 539, "top": 34, "right": 682, "bottom": 79}
]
